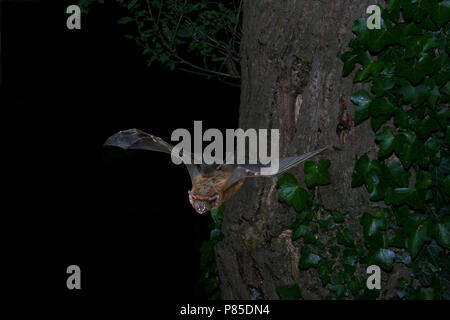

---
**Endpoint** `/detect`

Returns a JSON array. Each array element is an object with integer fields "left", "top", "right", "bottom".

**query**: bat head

[{"left": 188, "top": 190, "right": 221, "bottom": 214}]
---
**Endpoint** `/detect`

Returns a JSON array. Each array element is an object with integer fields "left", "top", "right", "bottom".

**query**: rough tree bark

[{"left": 215, "top": 0, "right": 390, "bottom": 300}]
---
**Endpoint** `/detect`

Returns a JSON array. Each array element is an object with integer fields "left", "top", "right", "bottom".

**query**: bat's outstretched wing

[
  {"left": 224, "top": 146, "right": 332, "bottom": 188},
  {"left": 104, "top": 128, "right": 200, "bottom": 181}
]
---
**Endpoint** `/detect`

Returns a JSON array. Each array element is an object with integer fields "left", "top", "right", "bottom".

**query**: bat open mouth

[{"left": 188, "top": 192, "right": 220, "bottom": 214}]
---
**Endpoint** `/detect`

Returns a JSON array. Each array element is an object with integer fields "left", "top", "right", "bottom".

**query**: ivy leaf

[
  {"left": 329, "top": 245, "right": 340, "bottom": 258},
  {"left": 415, "top": 118, "right": 439, "bottom": 140},
  {"left": 299, "top": 245, "right": 321, "bottom": 269},
  {"left": 408, "top": 222, "right": 431, "bottom": 258},
  {"left": 387, "top": 161, "right": 410, "bottom": 187},
  {"left": 434, "top": 217, "right": 450, "bottom": 249},
  {"left": 352, "top": 155, "right": 369, "bottom": 187},
  {"left": 394, "top": 108, "right": 409, "bottom": 129},
  {"left": 354, "top": 60, "right": 385, "bottom": 82},
  {"left": 385, "top": 187, "right": 424, "bottom": 209},
  {"left": 292, "top": 224, "right": 309, "bottom": 241},
  {"left": 343, "top": 248, "right": 359, "bottom": 266},
  {"left": 350, "top": 18, "right": 371, "bottom": 50},
  {"left": 328, "top": 284, "right": 346, "bottom": 298},
  {"left": 368, "top": 248, "right": 396, "bottom": 271},
  {"left": 443, "top": 175, "right": 450, "bottom": 196},
  {"left": 318, "top": 260, "right": 334, "bottom": 285},
  {"left": 404, "top": 35, "right": 438, "bottom": 59},
  {"left": 341, "top": 51, "right": 359, "bottom": 76},
  {"left": 361, "top": 211, "right": 388, "bottom": 238},
  {"left": 365, "top": 167, "right": 389, "bottom": 201},
  {"left": 430, "top": 0, "right": 450, "bottom": 27},
  {"left": 351, "top": 89, "right": 372, "bottom": 124},
  {"left": 396, "top": 78, "right": 429, "bottom": 107},
  {"left": 368, "top": 23, "right": 398, "bottom": 52},
  {"left": 210, "top": 203, "right": 224, "bottom": 227},
  {"left": 372, "top": 77, "right": 395, "bottom": 96},
  {"left": 396, "top": 54, "right": 434, "bottom": 85},
  {"left": 423, "top": 77, "right": 440, "bottom": 109},
  {"left": 337, "top": 227, "right": 355, "bottom": 247},
  {"left": 415, "top": 169, "right": 433, "bottom": 190},
  {"left": 371, "top": 114, "right": 391, "bottom": 132},
  {"left": 369, "top": 97, "right": 397, "bottom": 117},
  {"left": 278, "top": 173, "right": 310, "bottom": 211},
  {"left": 393, "top": 133, "right": 421, "bottom": 168},
  {"left": 318, "top": 218, "right": 335, "bottom": 231},
  {"left": 331, "top": 210, "right": 345, "bottom": 223},
  {"left": 436, "top": 108, "right": 450, "bottom": 129},
  {"left": 304, "top": 159, "right": 331, "bottom": 188},
  {"left": 277, "top": 284, "right": 301, "bottom": 300},
  {"left": 375, "top": 126, "right": 395, "bottom": 158}
]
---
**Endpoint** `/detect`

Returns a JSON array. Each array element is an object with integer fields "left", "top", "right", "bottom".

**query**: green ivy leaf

[
  {"left": 396, "top": 54, "right": 434, "bottom": 85},
  {"left": 318, "top": 218, "right": 335, "bottom": 231},
  {"left": 434, "top": 217, "right": 450, "bottom": 249},
  {"left": 337, "top": 227, "right": 355, "bottom": 247},
  {"left": 430, "top": 0, "right": 450, "bottom": 27},
  {"left": 299, "top": 245, "right": 321, "bottom": 269},
  {"left": 408, "top": 222, "right": 430, "bottom": 258},
  {"left": 393, "top": 132, "right": 421, "bottom": 168},
  {"left": 329, "top": 284, "right": 346, "bottom": 298},
  {"left": 278, "top": 173, "right": 310, "bottom": 211},
  {"left": 343, "top": 248, "right": 359, "bottom": 266},
  {"left": 396, "top": 78, "right": 430, "bottom": 107},
  {"left": 341, "top": 51, "right": 359, "bottom": 76},
  {"left": 415, "top": 169, "right": 433, "bottom": 190},
  {"left": 304, "top": 159, "right": 331, "bottom": 188},
  {"left": 329, "top": 245, "right": 340, "bottom": 258},
  {"left": 318, "top": 260, "right": 334, "bottom": 285},
  {"left": 361, "top": 211, "right": 388, "bottom": 238},
  {"left": 372, "top": 77, "right": 396, "bottom": 96},
  {"left": 365, "top": 167, "right": 389, "bottom": 201},
  {"left": 370, "top": 97, "right": 397, "bottom": 117},
  {"left": 375, "top": 126, "right": 395, "bottom": 158},
  {"left": 351, "top": 89, "right": 372, "bottom": 124},
  {"left": 385, "top": 187, "right": 424, "bottom": 209},
  {"left": 368, "top": 248, "right": 396, "bottom": 271},
  {"left": 387, "top": 161, "right": 411, "bottom": 187},
  {"left": 415, "top": 117, "right": 439, "bottom": 141},
  {"left": 277, "top": 284, "right": 301, "bottom": 300},
  {"left": 292, "top": 223, "right": 309, "bottom": 240},
  {"left": 210, "top": 203, "right": 224, "bottom": 227},
  {"left": 404, "top": 35, "right": 439, "bottom": 59},
  {"left": 354, "top": 60, "right": 385, "bottom": 82},
  {"left": 369, "top": 23, "right": 399, "bottom": 52},
  {"left": 436, "top": 108, "right": 450, "bottom": 129},
  {"left": 331, "top": 210, "right": 345, "bottom": 223}
]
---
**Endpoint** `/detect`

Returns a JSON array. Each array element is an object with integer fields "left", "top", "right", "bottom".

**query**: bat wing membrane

[
  {"left": 224, "top": 146, "right": 331, "bottom": 188},
  {"left": 104, "top": 128, "right": 200, "bottom": 181}
]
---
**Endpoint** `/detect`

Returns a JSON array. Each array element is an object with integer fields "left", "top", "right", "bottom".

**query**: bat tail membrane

[
  {"left": 275, "top": 145, "right": 332, "bottom": 175},
  {"left": 224, "top": 145, "right": 335, "bottom": 188}
]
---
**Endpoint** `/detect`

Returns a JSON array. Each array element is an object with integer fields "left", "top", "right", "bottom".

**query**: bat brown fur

[{"left": 191, "top": 167, "right": 245, "bottom": 208}]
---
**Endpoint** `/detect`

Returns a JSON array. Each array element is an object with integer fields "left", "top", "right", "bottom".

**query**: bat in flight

[{"left": 104, "top": 129, "right": 334, "bottom": 214}]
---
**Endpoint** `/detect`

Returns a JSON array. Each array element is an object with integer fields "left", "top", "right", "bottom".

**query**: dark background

[{"left": 2, "top": 0, "right": 239, "bottom": 303}]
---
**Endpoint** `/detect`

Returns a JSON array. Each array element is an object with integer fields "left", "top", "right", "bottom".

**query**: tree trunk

[{"left": 216, "top": 0, "right": 382, "bottom": 300}]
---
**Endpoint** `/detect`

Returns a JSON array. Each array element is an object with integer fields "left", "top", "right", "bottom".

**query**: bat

[{"left": 104, "top": 128, "right": 334, "bottom": 214}]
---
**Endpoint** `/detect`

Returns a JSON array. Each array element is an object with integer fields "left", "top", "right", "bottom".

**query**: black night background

[{"left": 2, "top": 0, "right": 238, "bottom": 302}]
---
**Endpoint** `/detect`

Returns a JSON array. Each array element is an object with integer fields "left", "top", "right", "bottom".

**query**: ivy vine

[
  {"left": 198, "top": 204, "right": 224, "bottom": 300},
  {"left": 278, "top": 0, "right": 450, "bottom": 300}
]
